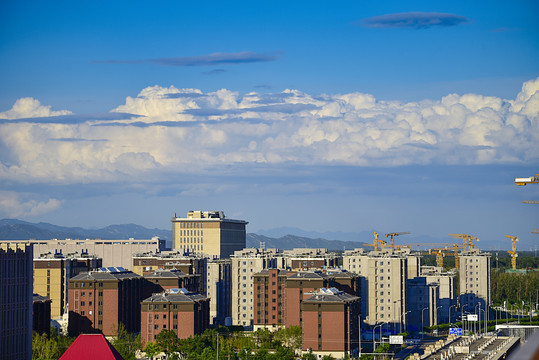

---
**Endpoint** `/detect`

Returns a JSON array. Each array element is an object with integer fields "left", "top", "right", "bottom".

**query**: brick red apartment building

[
  {"left": 253, "top": 269, "right": 361, "bottom": 329},
  {"left": 141, "top": 288, "right": 210, "bottom": 348},
  {"left": 302, "top": 288, "right": 360, "bottom": 359},
  {"left": 68, "top": 267, "right": 147, "bottom": 336}
]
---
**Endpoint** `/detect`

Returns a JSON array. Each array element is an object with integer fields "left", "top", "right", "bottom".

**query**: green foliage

[
  {"left": 321, "top": 355, "right": 336, "bottom": 360},
  {"left": 32, "top": 328, "right": 75, "bottom": 360},
  {"left": 111, "top": 323, "right": 140, "bottom": 360},
  {"left": 143, "top": 341, "right": 161, "bottom": 359},
  {"left": 301, "top": 352, "right": 317, "bottom": 360},
  {"left": 491, "top": 269, "right": 539, "bottom": 305}
]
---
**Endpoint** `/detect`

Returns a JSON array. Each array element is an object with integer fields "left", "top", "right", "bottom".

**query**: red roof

[{"left": 60, "top": 334, "right": 124, "bottom": 360}]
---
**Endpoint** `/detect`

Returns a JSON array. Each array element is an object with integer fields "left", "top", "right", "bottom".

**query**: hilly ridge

[{"left": 0, "top": 218, "right": 370, "bottom": 250}]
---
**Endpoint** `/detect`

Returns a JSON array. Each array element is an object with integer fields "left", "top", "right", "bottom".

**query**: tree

[
  {"left": 274, "top": 326, "right": 302, "bottom": 353},
  {"left": 143, "top": 341, "right": 161, "bottom": 359},
  {"left": 156, "top": 329, "right": 180, "bottom": 358},
  {"left": 111, "top": 323, "right": 140, "bottom": 360},
  {"left": 321, "top": 355, "right": 336, "bottom": 360},
  {"left": 302, "top": 353, "right": 317, "bottom": 360}
]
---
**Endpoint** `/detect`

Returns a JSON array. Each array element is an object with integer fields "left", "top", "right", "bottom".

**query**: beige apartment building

[
  {"left": 172, "top": 211, "right": 248, "bottom": 259},
  {"left": 459, "top": 248, "right": 491, "bottom": 320},
  {"left": 33, "top": 251, "right": 102, "bottom": 318},
  {"left": 342, "top": 248, "right": 411, "bottom": 327}
]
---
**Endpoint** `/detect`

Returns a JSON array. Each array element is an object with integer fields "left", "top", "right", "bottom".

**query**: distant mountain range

[
  {"left": 0, "top": 218, "right": 373, "bottom": 250},
  {"left": 0, "top": 218, "right": 451, "bottom": 251}
]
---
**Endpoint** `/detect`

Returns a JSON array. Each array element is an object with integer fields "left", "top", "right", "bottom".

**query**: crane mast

[{"left": 505, "top": 235, "right": 518, "bottom": 270}]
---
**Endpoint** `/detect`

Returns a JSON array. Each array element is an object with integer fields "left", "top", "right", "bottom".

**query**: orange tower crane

[
  {"left": 385, "top": 232, "right": 411, "bottom": 249},
  {"left": 505, "top": 235, "right": 518, "bottom": 270},
  {"left": 370, "top": 231, "right": 387, "bottom": 251}
]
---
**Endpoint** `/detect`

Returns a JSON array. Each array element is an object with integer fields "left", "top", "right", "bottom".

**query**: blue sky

[{"left": 0, "top": 1, "right": 538, "bottom": 250}]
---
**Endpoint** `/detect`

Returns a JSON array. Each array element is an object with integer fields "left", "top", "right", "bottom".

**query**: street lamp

[
  {"left": 373, "top": 323, "right": 383, "bottom": 351},
  {"left": 421, "top": 307, "right": 429, "bottom": 339},
  {"left": 436, "top": 306, "right": 442, "bottom": 327}
]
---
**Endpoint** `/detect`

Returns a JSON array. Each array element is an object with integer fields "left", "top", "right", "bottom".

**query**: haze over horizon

[{"left": 1, "top": 1, "right": 538, "bottom": 251}]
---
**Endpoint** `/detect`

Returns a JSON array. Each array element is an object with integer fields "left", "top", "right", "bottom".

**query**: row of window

[
  {"left": 179, "top": 222, "right": 203, "bottom": 228},
  {"left": 179, "top": 230, "right": 203, "bottom": 236}
]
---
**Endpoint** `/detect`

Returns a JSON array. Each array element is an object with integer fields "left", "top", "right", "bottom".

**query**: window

[
  {"left": 81, "top": 311, "right": 85, "bottom": 315},
  {"left": 154, "top": 314, "right": 159, "bottom": 319},
  {"left": 154, "top": 325, "right": 159, "bottom": 330},
  {"left": 81, "top": 301, "right": 85, "bottom": 306}
]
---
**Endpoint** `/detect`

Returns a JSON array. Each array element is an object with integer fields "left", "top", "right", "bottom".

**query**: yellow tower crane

[
  {"left": 449, "top": 233, "right": 471, "bottom": 251},
  {"left": 385, "top": 232, "right": 411, "bottom": 249},
  {"left": 429, "top": 247, "right": 449, "bottom": 268},
  {"left": 523, "top": 200, "right": 539, "bottom": 204},
  {"left": 505, "top": 235, "right": 518, "bottom": 270},
  {"left": 370, "top": 231, "right": 387, "bottom": 251},
  {"left": 514, "top": 174, "right": 539, "bottom": 186},
  {"left": 451, "top": 243, "right": 464, "bottom": 269}
]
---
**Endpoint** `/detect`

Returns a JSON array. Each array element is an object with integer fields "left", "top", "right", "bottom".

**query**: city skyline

[{"left": 0, "top": 1, "right": 538, "bottom": 250}]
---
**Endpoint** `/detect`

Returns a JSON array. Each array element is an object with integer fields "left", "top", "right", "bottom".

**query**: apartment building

[
  {"left": 0, "top": 243, "right": 33, "bottom": 360},
  {"left": 230, "top": 248, "right": 284, "bottom": 327},
  {"left": 253, "top": 269, "right": 287, "bottom": 330},
  {"left": 33, "top": 250, "right": 102, "bottom": 318},
  {"left": 206, "top": 258, "right": 232, "bottom": 325},
  {"left": 2, "top": 238, "right": 165, "bottom": 270},
  {"left": 140, "top": 288, "right": 210, "bottom": 348},
  {"left": 342, "top": 248, "right": 409, "bottom": 327},
  {"left": 144, "top": 269, "right": 200, "bottom": 294},
  {"left": 172, "top": 210, "right": 248, "bottom": 258},
  {"left": 285, "top": 271, "right": 330, "bottom": 328},
  {"left": 459, "top": 248, "right": 491, "bottom": 320},
  {"left": 68, "top": 267, "right": 147, "bottom": 336},
  {"left": 282, "top": 248, "right": 340, "bottom": 270},
  {"left": 422, "top": 266, "right": 457, "bottom": 323},
  {"left": 406, "top": 277, "right": 439, "bottom": 332},
  {"left": 302, "top": 288, "right": 360, "bottom": 359}
]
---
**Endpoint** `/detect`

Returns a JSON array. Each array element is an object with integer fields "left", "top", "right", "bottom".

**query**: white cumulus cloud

[
  {"left": 0, "top": 77, "right": 538, "bottom": 185},
  {"left": 0, "top": 97, "right": 72, "bottom": 119}
]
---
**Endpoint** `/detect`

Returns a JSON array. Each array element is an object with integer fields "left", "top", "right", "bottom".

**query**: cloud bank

[
  {"left": 95, "top": 51, "right": 281, "bottom": 67},
  {"left": 361, "top": 12, "right": 469, "bottom": 29},
  {"left": 0, "top": 78, "right": 538, "bottom": 186}
]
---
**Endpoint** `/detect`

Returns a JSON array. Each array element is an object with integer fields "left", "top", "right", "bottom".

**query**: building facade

[
  {"left": 2, "top": 238, "right": 165, "bottom": 270},
  {"left": 406, "top": 277, "right": 439, "bottom": 333},
  {"left": 459, "top": 249, "right": 491, "bottom": 320},
  {"left": 422, "top": 266, "right": 457, "bottom": 323},
  {"left": 302, "top": 288, "right": 360, "bottom": 359},
  {"left": 206, "top": 259, "right": 232, "bottom": 325},
  {"left": 68, "top": 267, "right": 147, "bottom": 336},
  {"left": 342, "top": 248, "right": 409, "bottom": 327},
  {"left": 34, "top": 251, "right": 102, "bottom": 318},
  {"left": 0, "top": 242, "right": 33, "bottom": 360},
  {"left": 140, "top": 289, "right": 210, "bottom": 348},
  {"left": 230, "top": 248, "right": 284, "bottom": 327},
  {"left": 33, "top": 294, "right": 52, "bottom": 335},
  {"left": 253, "top": 269, "right": 287, "bottom": 330},
  {"left": 172, "top": 210, "right": 248, "bottom": 259}
]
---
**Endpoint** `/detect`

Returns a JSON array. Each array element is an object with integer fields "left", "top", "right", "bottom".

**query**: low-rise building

[
  {"left": 422, "top": 266, "right": 457, "bottom": 323},
  {"left": 141, "top": 288, "right": 210, "bottom": 348},
  {"left": 2, "top": 238, "right": 165, "bottom": 270},
  {"left": 144, "top": 269, "right": 200, "bottom": 295}
]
